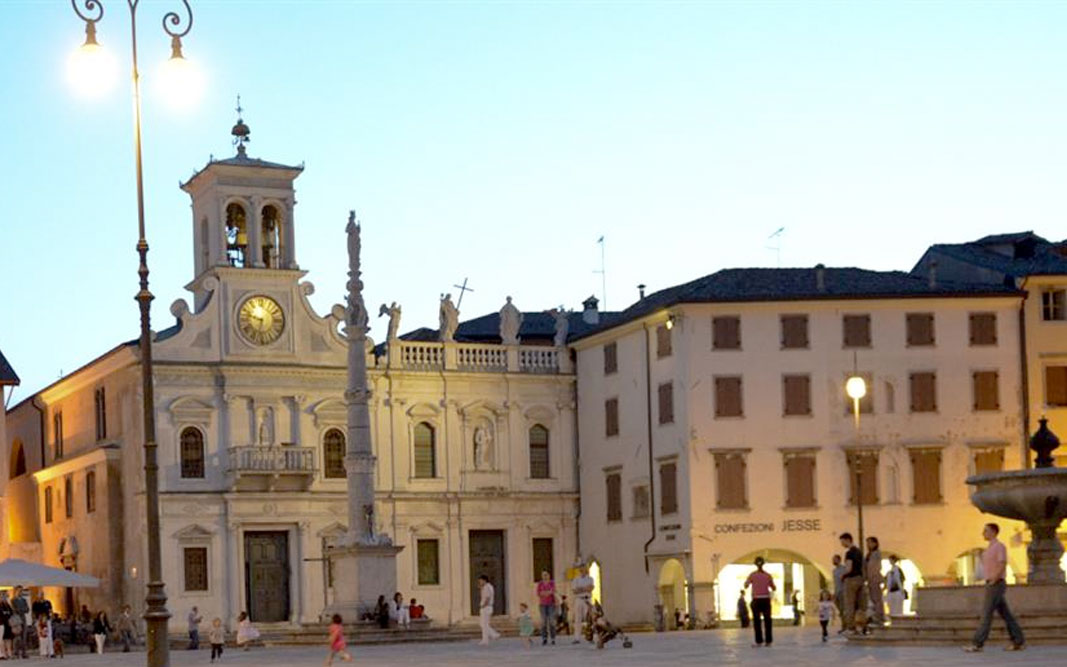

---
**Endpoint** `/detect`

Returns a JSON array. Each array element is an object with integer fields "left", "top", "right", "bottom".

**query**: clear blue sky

[{"left": 2, "top": 0, "right": 1066, "bottom": 404}]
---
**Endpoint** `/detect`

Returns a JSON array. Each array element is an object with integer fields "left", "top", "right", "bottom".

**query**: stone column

[
  {"left": 249, "top": 196, "right": 264, "bottom": 267},
  {"left": 283, "top": 200, "right": 297, "bottom": 268}
]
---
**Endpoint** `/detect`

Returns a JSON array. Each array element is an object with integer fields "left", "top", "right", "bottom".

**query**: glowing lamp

[
  {"left": 67, "top": 22, "right": 117, "bottom": 99},
  {"left": 155, "top": 36, "right": 203, "bottom": 112},
  {"left": 846, "top": 376, "right": 867, "bottom": 400}
]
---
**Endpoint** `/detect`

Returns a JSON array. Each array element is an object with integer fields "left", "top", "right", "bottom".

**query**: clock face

[{"left": 238, "top": 295, "right": 285, "bottom": 345}]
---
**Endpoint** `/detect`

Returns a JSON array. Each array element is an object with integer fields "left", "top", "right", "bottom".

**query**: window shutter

[
  {"left": 605, "top": 398, "right": 620, "bottom": 436},
  {"left": 603, "top": 342, "right": 618, "bottom": 374},
  {"left": 843, "top": 315, "right": 871, "bottom": 347},
  {"left": 606, "top": 473, "right": 622, "bottom": 521},
  {"left": 656, "top": 325, "right": 672, "bottom": 358},
  {"left": 910, "top": 449, "right": 942, "bottom": 504},
  {"left": 906, "top": 313, "right": 935, "bottom": 346},
  {"left": 969, "top": 313, "right": 997, "bottom": 346},
  {"left": 847, "top": 452, "right": 879, "bottom": 506},
  {"left": 715, "top": 454, "right": 747, "bottom": 509},
  {"left": 658, "top": 383, "right": 674, "bottom": 424},
  {"left": 910, "top": 372, "right": 937, "bottom": 412},
  {"left": 660, "top": 462, "right": 678, "bottom": 515},
  {"left": 974, "top": 449, "right": 1005, "bottom": 475},
  {"left": 715, "top": 377, "right": 743, "bottom": 417},
  {"left": 785, "top": 455, "right": 816, "bottom": 508},
  {"left": 781, "top": 315, "right": 809, "bottom": 349},
  {"left": 713, "top": 316, "right": 741, "bottom": 350},
  {"left": 784, "top": 375, "right": 811, "bottom": 416},
  {"left": 973, "top": 371, "right": 999, "bottom": 411},
  {"left": 1046, "top": 366, "right": 1067, "bottom": 406}
]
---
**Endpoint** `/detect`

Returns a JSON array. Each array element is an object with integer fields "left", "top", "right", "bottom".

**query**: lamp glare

[
  {"left": 846, "top": 376, "right": 867, "bottom": 400},
  {"left": 67, "top": 41, "right": 118, "bottom": 99},
  {"left": 156, "top": 52, "right": 203, "bottom": 112}
]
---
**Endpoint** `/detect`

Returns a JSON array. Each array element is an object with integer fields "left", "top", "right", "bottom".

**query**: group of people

[
  {"left": 831, "top": 532, "right": 898, "bottom": 634},
  {"left": 0, "top": 589, "right": 139, "bottom": 658},
  {"left": 186, "top": 606, "right": 262, "bottom": 659},
  {"left": 371, "top": 593, "right": 425, "bottom": 630}
]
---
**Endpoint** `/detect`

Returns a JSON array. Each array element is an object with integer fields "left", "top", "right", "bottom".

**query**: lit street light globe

[
  {"left": 67, "top": 40, "right": 118, "bottom": 99},
  {"left": 846, "top": 375, "right": 867, "bottom": 400},
  {"left": 155, "top": 53, "right": 204, "bottom": 112}
]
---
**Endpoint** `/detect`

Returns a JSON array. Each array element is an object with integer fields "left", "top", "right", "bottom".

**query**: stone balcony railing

[
  {"left": 384, "top": 341, "right": 572, "bottom": 374},
  {"left": 228, "top": 445, "right": 317, "bottom": 491}
]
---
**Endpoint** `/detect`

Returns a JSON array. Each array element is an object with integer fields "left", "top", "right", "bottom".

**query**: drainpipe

[
  {"left": 30, "top": 396, "right": 46, "bottom": 469},
  {"left": 1018, "top": 287, "right": 1031, "bottom": 468},
  {"left": 571, "top": 361, "right": 582, "bottom": 560},
  {"left": 642, "top": 323, "right": 656, "bottom": 573}
]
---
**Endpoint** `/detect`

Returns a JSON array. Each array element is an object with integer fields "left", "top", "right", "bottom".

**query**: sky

[{"left": 2, "top": 0, "right": 1066, "bottom": 405}]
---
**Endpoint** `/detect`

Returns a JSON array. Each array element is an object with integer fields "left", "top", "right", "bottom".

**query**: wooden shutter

[
  {"left": 974, "top": 449, "right": 1005, "bottom": 475},
  {"left": 715, "top": 377, "right": 743, "bottom": 417},
  {"left": 713, "top": 316, "right": 741, "bottom": 350},
  {"left": 969, "top": 313, "right": 997, "bottom": 346},
  {"left": 784, "top": 455, "right": 816, "bottom": 508},
  {"left": 781, "top": 315, "right": 809, "bottom": 349},
  {"left": 86, "top": 470, "right": 96, "bottom": 513},
  {"left": 414, "top": 422, "right": 436, "bottom": 478},
  {"left": 660, "top": 462, "right": 678, "bottom": 515},
  {"left": 656, "top": 325, "right": 672, "bottom": 358},
  {"left": 64, "top": 477, "right": 73, "bottom": 518},
  {"left": 417, "top": 539, "right": 440, "bottom": 585},
  {"left": 847, "top": 452, "right": 879, "bottom": 505},
  {"left": 843, "top": 315, "right": 871, "bottom": 348},
  {"left": 658, "top": 382, "right": 674, "bottom": 424},
  {"left": 532, "top": 538, "right": 554, "bottom": 582},
  {"left": 606, "top": 473, "right": 622, "bottom": 521},
  {"left": 715, "top": 453, "right": 747, "bottom": 509},
  {"left": 906, "top": 313, "right": 935, "bottom": 346},
  {"left": 910, "top": 449, "right": 942, "bottom": 504},
  {"left": 603, "top": 342, "right": 618, "bottom": 374},
  {"left": 605, "top": 398, "right": 620, "bottom": 436},
  {"left": 783, "top": 375, "right": 812, "bottom": 416},
  {"left": 910, "top": 372, "right": 937, "bottom": 412},
  {"left": 632, "top": 485, "right": 650, "bottom": 518},
  {"left": 1046, "top": 366, "right": 1067, "bottom": 406},
  {"left": 973, "top": 371, "right": 999, "bottom": 411},
  {"left": 44, "top": 487, "right": 53, "bottom": 524}
]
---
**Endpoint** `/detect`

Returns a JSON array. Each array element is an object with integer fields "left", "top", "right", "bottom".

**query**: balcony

[
  {"left": 228, "top": 445, "right": 316, "bottom": 491},
  {"left": 386, "top": 341, "right": 572, "bottom": 374}
]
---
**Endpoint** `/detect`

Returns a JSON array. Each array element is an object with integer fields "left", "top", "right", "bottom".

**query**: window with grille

[
  {"left": 631, "top": 485, "right": 650, "bottom": 519},
  {"left": 656, "top": 324, "right": 672, "bottom": 358},
  {"left": 714, "top": 376, "right": 743, "bottom": 418},
  {"left": 94, "top": 387, "right": 107, "bottom": 441},
  {"left": 603, "top": 342, "right": 618, "bottom": 375},
  {"left": 44, "top": 486, "right": 53, "bottom": 524},
  {"left": 660, "top": 461, "right": 678, "bottom": 515},
  {"left": 416, "top": 539, "right": 440, "bottom": 585},
  {"left": 64, "top": 477, "right": 73, "bottom": 518},
  {"left": 846, "top": 451, "right": 879, "bottom": 506},
  {"left": 86, "top": 470, "right": 96, "bottom": 513},
  {"left": 183, "top": 547, "right": 208, "bottom": 591},
  {"left": 783, "top": 375, "right": 812, "bottom": 416},
  {"left": 606, "top": 473, "right": 622, "bottom": 522},
  {"left": 910, "top": 449, "right": 943, "bottom": 504},
  {"left": 53, "top": 412, "right": 63, "bottom": 460},
  {"left": 413, "top": 422, "right": 436, "bottom": 478},
  {"left": 532, "top": 538, "right": 554, "bottom": 582},
  {"left": 906, "top": 313, "right": 935, "bottom": 346},
  {"left": 974, "top": 448, "right": 1005, "bottom": 475},
  {"left": 323, "top": 428, "right": 347, "bottom": 478},
  {"left": 973, "top": 371, "right": 1000, "bottom": 411},
  {"left": 909, "top": 372, "right": 937, "bottom": 412},
  {"left": 180, "top": 427, "right": 205, "bottom": 479},
  {"left": 784, "top": 454, "right": 816, "bottom": 508},
  {"left": 714, "top": 453, "right": 747, "bottom": 509},
  {"left": 605, "top": 398, "right": 619, "bottom": 436},
  {"left": 712, "top": 316, "right": 741, "bottom": 350},
  {"left": 529, "top": 425, "right": 550, "bottom": 479},
  {"left": 1042, "top": 290, "right": 1066, "bottom": 321},
  {"left": 658, "top": 383, "right": 674, "bottom": 424},
  {"left": 780, "top": 315, "right": 810, "bottom": 349},
  {"left": 843, "top": 314, "right": 871, "bottom": 348},
  {"left": 1046, "top": 366, "right": 1067, "bottom": 406},
  {"left": 969, "top": 313, "right": 997, "bottom": 346}
]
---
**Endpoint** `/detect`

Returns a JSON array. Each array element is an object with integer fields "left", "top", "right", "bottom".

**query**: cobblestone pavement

[{"left": 43, "top": 627, "right": 1067, "bottom": 667}]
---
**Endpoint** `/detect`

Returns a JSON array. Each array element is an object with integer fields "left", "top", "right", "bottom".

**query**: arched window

[
  {"left": 225, "top": 203, "right": 248, "bottom": 267},
  {"left": 261, "top": 205, "right": 282, "bottom": 268},
  {"left": 180, "top": 427, "right": 205, "bottom": 479},
  {"left": 529, "top": 425, "right": 550, "bottom": 479},
  {"left": 323, "top": 428, "right": 347, "bottom": 479},
  {"left": 413, "top": 422, "right": 436, "bottom": 479},
  {"left": 9, "top": 438, "right": 26, "bottom": 478}
]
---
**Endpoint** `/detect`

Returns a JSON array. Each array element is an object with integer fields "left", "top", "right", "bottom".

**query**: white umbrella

[{"left": 0, "top": 559, "right": 100, "bottom": 587}]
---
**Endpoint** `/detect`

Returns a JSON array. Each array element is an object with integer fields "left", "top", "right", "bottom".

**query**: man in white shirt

[
  {"left": 964, "top": 523, "right": 1025, "bottom": 652},
  {"left": 477, "top": 575, "right": 501, "bottom": 645},
  {"left": 570, "top": 565, "right": 595, "bottom": 643}
]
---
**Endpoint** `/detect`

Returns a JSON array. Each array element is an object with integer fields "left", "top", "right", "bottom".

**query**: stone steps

[{"left": 848, "top": 614, "right": 1067, "bottom": 646}]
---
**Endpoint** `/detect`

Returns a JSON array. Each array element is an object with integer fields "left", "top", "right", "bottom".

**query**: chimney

[
  {"left": 815, "top": 264, "right": 826, "bottom": 292},
  {"left": 582, "top": 295, "right": 600, "bottom": 325},
  {"left": 638, "top": 284, "right": 646, "bottom": 300},
  {"left": 928, "top": 260, "right": 938, "bottom": 288}
]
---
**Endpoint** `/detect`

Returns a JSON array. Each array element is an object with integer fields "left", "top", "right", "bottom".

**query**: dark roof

[
  {"left": 392, "top": 310, "right": 623, "bottom": 347},
  {"left": 973, "top": 231, "right": 1045, "bottom": 246},
  {"left": 919, "top": 233, "right": 1067, "bottom": 279},
  {"left": 181, "top": 151, "right": 303, "bottom": 189},
  {"left": 571, "top": 266, "right": 1022, "bottom": 342},
  {"left": 0, "top": 349, "right": 19, "bottom": 386}
]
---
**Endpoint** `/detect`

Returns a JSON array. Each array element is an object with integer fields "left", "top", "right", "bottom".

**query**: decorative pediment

[
  {"left": 523, "top": 404, "right": 556, "bottom": 424},
  {"left": 311, "top": 398, "right": 347, "bottom": 428},
  {"left": 168, "top": 396, "right": 214, "bottom": 426},
  {"left": 408, "top": 520, "right": 445, "bottom": 536},
  {"left": 317, "top": 521, "right": 348, "bottom": 538},
  {"left": 406, "top": 402, "right": 441, "bottom": 420},
  {"left": 173, "top": 524, "right": 214, "bottom": 541},
  {"left": 459, "top": 399, "right": 507, "bottom": 419},
  {"left": 526, "top": 519, "right": 556, "bottom": 536}
]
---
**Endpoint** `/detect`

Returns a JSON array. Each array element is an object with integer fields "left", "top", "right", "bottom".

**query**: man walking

[
  {"left": 839, "top": 533, "right": 864, "bottom": 633},
  {"left": 477, "top": 575, "right": 501, "bottom": 646},
  {"left": 116, "top": 605, "right": 136, "bottom": 652},
  {"left": 187, "top": 606, "right": 202, "bottom": 650},
  {"left": 744, "top": 556, "right": 776, "bottom": 648},
  {"left": 570, "top": 565, "right": 594, "bottom": 644},
  {"left": 831, "top": 554, "right": 847, "bottom": 631},
  {"left": 964, "top": 523, "right": 1025, "bottom": 652},
  {"left": 536, "top": 570, "right": 558, "bottom": 646}
]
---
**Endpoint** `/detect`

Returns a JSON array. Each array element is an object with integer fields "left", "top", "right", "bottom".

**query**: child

[
  {"left": 517, "top": 603, "right": 534, "bottom": 648},
  {"left": 37, "top": 616, "right": 53, "bottom": 658},
  {"left": 235, "top": 612, "right": 259, "bottom": 651},
  {"left": 817, "top": 590, "right": 836, "bottom": 642},
  {"left": 208, "top": 618, "right": 225, "bottom": 663},
  {"left": 324, "top": 614, "right": 352, "bottom": 666}
]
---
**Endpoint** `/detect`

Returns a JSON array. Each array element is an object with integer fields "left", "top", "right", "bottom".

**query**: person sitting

[
  {"left": 374, "top": 596, "right": 390, "bottom": 629},
  {"left": 408, "top": 599, "right": 425, "bottom": 620},
  {"left": 589, "top": 602, "right": 621, "bottom": 649}
]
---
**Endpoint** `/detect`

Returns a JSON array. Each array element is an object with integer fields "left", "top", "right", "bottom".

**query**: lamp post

[
  {"left": 845, "top": 374, "right": 867, "bottom": 548},
  {"left": 67, "top": 3, "right": 195, "bottom": 667}
]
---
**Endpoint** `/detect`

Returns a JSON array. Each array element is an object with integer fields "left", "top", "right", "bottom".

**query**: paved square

[{"left": 50, "top": 627, "right": 1067, "bottom": 667}]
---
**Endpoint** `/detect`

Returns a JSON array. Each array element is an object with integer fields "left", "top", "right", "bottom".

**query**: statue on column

[
  {"left": 546, "top": 307, "right": 570, "bottom": 347},
  {"left": 439, "top": 294, "right": 459, "bottom": 342},
  {"left": 257, "top": 407, "right": 274, "bottom": 446},
  {"left": 499, "top": 296, "right": 523, "bottom": 345},
  {"left": 378, "top": 302, "right": 402, "bottom": 341}
]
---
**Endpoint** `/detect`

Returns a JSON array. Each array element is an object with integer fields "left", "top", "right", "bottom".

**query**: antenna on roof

[
  {"left": 594, "top": 236, "right": 607, "bottom": 310},
  {"left": 766, "top": 227, "right": 785, "bottom": 267}
]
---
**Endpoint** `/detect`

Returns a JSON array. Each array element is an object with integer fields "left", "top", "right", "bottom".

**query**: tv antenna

[
  {"left": 594, "top": 236, "right": 607, "bottom": 310},
  {"left": 766, "top": 227, "right": 785, "bottom": 267}
]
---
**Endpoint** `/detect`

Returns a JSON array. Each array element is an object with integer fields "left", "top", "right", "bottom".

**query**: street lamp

[
  {"left": 67, "top": 3, "right": 197, "bottom": 667},
  {"left": 845, "top": 372, "right": 867, "bottom": 550}
]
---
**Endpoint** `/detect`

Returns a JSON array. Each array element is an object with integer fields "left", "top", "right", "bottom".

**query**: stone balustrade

[
  {"left": 228, "top": 445, "right": 317, "bottom": 474},
  {"left": 519, "top": 347, "right": 559, "bottom": 373},
  {"left": 456, "top": 345, "right": 508, "bottom": 372},
  {"left": 385, "top": 341, "right": 571, "bottom": 374},
  {"left": 399, "top": 341, "right": 445, "bottom": 371}
]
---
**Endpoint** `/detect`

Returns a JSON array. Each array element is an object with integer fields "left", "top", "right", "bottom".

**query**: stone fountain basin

[{"left": 967, "top": 468, "right": 1067, "bottom": 523}]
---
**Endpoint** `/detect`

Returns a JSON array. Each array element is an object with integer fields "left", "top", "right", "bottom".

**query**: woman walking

[
  {"left": 235, "top": 612, "right": 259, "bottom": 651},
  {"left": 535, "top": 570, "right": 558, "bottom": 646},
  {"left": 885, "top": 555, "right": 907, "bottom": 617},
  {"left": 744, "top": 557, "right": 776, "bottom": 648},
  {"left": 92, "top": 611, "right": 111, "bottom": 654}
]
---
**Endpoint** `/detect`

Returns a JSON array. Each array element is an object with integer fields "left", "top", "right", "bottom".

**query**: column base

[{"left": 325, "top": 542, "right": 403, "bottom": 621}]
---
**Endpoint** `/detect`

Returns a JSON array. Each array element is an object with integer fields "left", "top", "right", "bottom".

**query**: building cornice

[{"left": 33, "top": 445, "right": 121, "bottom": 483}]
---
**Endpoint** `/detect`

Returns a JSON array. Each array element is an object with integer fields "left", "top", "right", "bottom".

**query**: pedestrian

[
  {"left": 736, "top": 591, "right": 750, "bottom": 628},
  {"left": 885, "top": 555, "right": 907, "bottom": 617},
  {"left": 116, "top": 606, "right": 135, "bottom": 653},
  {"left": 1, "top": 590, "right": 13, "bottom": 660},
  {"left": 92, "top": 611, "right": 111, "bottom": 654},
  {"left": 374, "top": 596, "right": 389, "bottom": 629},
  {"left": 791, "top": 590, "right": 803, "bottom": 626},
  {"left": 517, "top": 603, "right": 535, "bottom": 648},
  {"left": 570, "top": 565, "right": 595, "bottom": 644},
  {"left": 830, "top": 554, "right": 846, "bottom": 631},
  {"left": 35, "top": 616, "right": 52, "bottom": 658},
  {"left": 535, "top": 570, "right": 557, "bottom": 646},
  {"left": 8, "top": 606, "right": 25, "bottom": 659},
  {"left": 208, "top": 618, "right": 225, "bottom": 663},
  {"left": 964, "top": 523, "right": 1025, "bottom": 652},
  {"left": 476, "top": 575, "right": 501, "bottom": 645},
  {"left": 744, "top": 556, "right": 776, "bottom": 648},
  {"left": 187, "top": 606, "right": 202, "bottom": 650},
  {"left": 235, "top": 612, "right": 259, "bottom": 651},
  {"left": 31, "top": 594, "right": 51, "bottom": 622},
  {"left": 865, "top": 536, "right": 885, "bottom": 627},
  {"left": 556, "top": 595, "right": 571, "bottom": 636},
  {"left": 839, "top": 533, "right": 864, "bottom": 633},
  {"left": 391, "top": 593, "right": 409, "bottom": 630},
  {"left": 817, "top": 590, "right": 835, "bottom": 642},
  {"left": 323, "top": 614, "right": 351, "bottom": 666}
]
